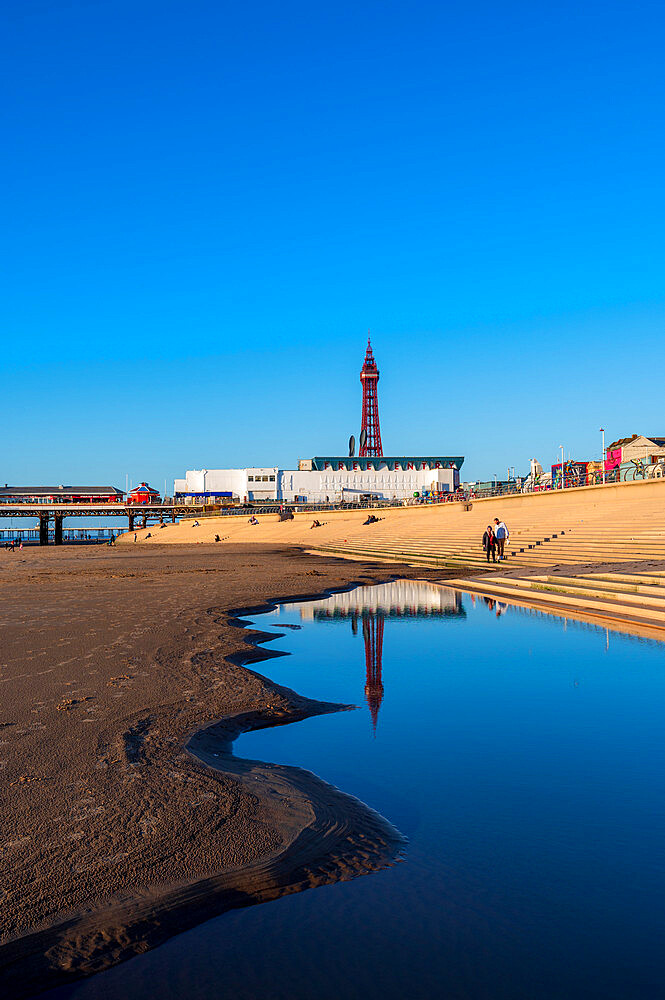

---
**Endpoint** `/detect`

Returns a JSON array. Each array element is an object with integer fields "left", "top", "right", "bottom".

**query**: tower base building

[{"left": 175, "top": 455, "right": 463, "bottom": 504}]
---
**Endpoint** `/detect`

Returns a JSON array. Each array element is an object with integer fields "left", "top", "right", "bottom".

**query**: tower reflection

[
  {"left": 288, "top": 582, "right": 465, "bottom": 731},
  {"left": 361, "top": 610, "right": 385, "bottom": 733}
]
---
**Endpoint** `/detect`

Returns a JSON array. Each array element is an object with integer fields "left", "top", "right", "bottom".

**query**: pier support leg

[
  {"left": 172, "top": 510, "right": 176, "bottom": 523},
  {"left": 39, "top": 516, "right": 49, "bottom": 546},
  {"left": 54, "top": 516, "right": 63, "bottom": 546},
  {"left": 128, "top": 514, "right": 135, "bottom": 532},
  {"left": 141, "top": 515, "right": 147, "bottom": 529}
]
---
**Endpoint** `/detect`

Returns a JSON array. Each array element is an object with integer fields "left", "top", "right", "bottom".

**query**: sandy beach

[{"left": 0, "top": 543, "right": 457, "bottom": 996}]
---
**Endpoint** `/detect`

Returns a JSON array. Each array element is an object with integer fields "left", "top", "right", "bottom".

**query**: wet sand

[{"left": 0, "top": 544, "right": 456, "bottom": 996}]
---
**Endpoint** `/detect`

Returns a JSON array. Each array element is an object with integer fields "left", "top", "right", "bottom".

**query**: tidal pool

[{"left": 52, "top": 581, "right": 665, "bottom": 999}]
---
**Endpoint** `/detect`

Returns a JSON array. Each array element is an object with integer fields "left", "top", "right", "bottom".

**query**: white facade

[
  {"left": 287, "top": 580, "right": 463, "bottom": 619},
  {"left": 175, "top": 464, "right": 457, "bottom": 503}
]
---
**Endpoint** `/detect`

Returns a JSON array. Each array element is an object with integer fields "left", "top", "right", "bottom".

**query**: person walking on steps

[
  {"left": 494, "top": 517, "right": 509, "bottom": 560},
  {"left": 482, "top": 525, "right": 497, "bottom": 563}
]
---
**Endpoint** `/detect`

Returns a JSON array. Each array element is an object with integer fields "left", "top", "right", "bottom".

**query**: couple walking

[{"left": 482, "top": 517, "right": 509, "bottom": 563}]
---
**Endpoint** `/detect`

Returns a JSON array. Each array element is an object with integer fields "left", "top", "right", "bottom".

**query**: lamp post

[
  {"left": 559, "top": 445, "right": 564, "bottom": 489},
  {"left": 600, "top": 427, "right": 605, "bottom": 485}
]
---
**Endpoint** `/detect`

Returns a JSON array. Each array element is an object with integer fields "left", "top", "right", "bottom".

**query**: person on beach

[
  {"left": 494, "top": 517, "right": 509, "bottom": 560},
  {"left": 214, "top": 534, "right": 221, "bottom": 542},
  {"left": 133, "top": 532, "right": 137, "bottom": 543},
  {"left": 249, "top": 516, "right": 259, "bottom": 525},
  {"left": 482, "top": 525, "right": 497, "bottom": 563}
]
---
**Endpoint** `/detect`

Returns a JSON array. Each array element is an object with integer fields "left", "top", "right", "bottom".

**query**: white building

[
  {"left": 174, "top": 455, "right": 463, "bottom": 504},
  {"left": 286, "top": 580, "right": 464, "bottom": 619}
]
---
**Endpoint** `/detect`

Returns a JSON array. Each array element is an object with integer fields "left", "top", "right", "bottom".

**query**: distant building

[
  {"left": 0, "top": 485, "right": 123, "bottom": 504},
  {"left": 521, "top": 458, "right": 552, "bottom": 491},
  {"left": 605, "top": 435, "right": 665, "bottom": 470},
  {"left": 174, "top": 455, "right": 464, "bottom": 504},
  {"left": 127, "top": 482, "right": 161, "bottom": 504}
]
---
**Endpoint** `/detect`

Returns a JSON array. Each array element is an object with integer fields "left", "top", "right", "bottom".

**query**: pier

[
  {"left": 0, "top": 503, "right": 198, "bottom": 545},
  {"left": 0, "top": 526, "right": 121, "bottom": 545}
]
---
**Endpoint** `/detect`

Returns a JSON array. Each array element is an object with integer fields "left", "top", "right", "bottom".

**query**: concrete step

[
  {"left": 533, "top": 574, "right": 665, "bottom": 597},
  {"left": 314, "top": 532, "right": 665, "bottom": 571},
  {"left": 319, "top": 546, "right": 660, "bottom": 568},
  {"left": 445, "top": 577, "right": 665, "bottom": 628},
  {"left": 320, "top": 537, "right": 564, "bottom": 556},
  {"left": 583, "top": 571, "right": 665, "bottom": 586},
  {"left": 493, "top": 576, "right": 665, "bottom": 613},
  {"left": 314, "top": 543, "right": 531, "bottom": 565},
  {"left": 313, "top": 548, "right": 503, "bottom": 568},
  {"left": 315, "top": 542, "right": 646, "bottom": 568},
  {"left": 538, "top": 542, "right": 665, "bottom": 553}
]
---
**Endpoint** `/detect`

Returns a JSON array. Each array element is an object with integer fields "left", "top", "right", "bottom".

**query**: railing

[
  {"left": 465, "top": 484, "right": 522, "bottom": 499},
  {"left": 522, "top": 465, "right": 665, "bottom": 492},
  {"left": 210, "top": 494, "right": 477, "bottom": 515}
]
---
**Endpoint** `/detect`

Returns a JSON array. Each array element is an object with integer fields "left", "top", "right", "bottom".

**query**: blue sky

[{"left": 3, "top": 0, "right": 664, "bottom": 487}]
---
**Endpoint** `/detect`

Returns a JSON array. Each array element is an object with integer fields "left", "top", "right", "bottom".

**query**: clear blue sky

[{"left": 3, "top": 0, "right": 664, "bottom": 488}]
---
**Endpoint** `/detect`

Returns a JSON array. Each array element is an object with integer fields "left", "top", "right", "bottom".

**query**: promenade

[{"left": 126, "top": 478, "right": 665, "bottom": 637}]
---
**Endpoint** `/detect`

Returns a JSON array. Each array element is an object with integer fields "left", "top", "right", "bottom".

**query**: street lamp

[
  {"left": 559, "top": 445, "right": 564, "bottom": 489},
  {"left": 599, "top": 427, "right": 606, "bottom": 485}
]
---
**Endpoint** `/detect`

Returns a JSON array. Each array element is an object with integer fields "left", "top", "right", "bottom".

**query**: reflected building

[{"left": 286, "top": 582, "right": 465, "bottom": 731}]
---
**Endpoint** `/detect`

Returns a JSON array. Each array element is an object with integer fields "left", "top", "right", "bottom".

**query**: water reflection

[
  {"left": 46, "top": 580, "right": 665, "bottom": 1000},
  {"left": 362, "top": 612, "right": 384, "bottom": 731},
  {"left": 466, "top": 585, "right": 665, "bottom": 647},
  {"left": 292, "top": 580, "right": 465, "bottom": 621},
  {"left": 285, "top": 582, "right": 465, "bottom": 730}
]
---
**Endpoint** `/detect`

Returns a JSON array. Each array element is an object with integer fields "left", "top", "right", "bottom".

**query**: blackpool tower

[{"left": 359, "top": 336, "right": 383, "bottom": 457}]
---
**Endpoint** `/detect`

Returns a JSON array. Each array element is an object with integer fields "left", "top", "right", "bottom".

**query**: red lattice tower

[
  {"left": 359, "top": 335, "right": 383, "bottom": 457},
  {"left": 362, "top": 611, "right": 385, "bottom": 733}
]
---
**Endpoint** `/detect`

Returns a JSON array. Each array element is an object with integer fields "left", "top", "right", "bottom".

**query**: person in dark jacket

[
  {"left": 493, "top": 517, "right": 509, "bottom": 560},
  {"left": 482, "top": 525, "right": 497, "bottom": 563}
]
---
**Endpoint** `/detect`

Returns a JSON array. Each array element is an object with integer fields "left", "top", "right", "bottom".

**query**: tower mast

[{"left": 359, "top": 334, "right": 383, "bottom": 457}]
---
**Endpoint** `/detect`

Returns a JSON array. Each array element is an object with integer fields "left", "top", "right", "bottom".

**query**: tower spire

[{"left": 359, "top": 336, "right": 383, "bottom": 457}]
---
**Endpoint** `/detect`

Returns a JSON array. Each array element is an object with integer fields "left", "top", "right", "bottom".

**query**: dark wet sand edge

[{"left": 1, "top": 574, "right": 412, "bottom": 998}]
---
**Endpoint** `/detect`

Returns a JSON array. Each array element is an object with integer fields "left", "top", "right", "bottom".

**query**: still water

[{"left": 53, "top": 581, "right": 665, "bottom": 999}]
